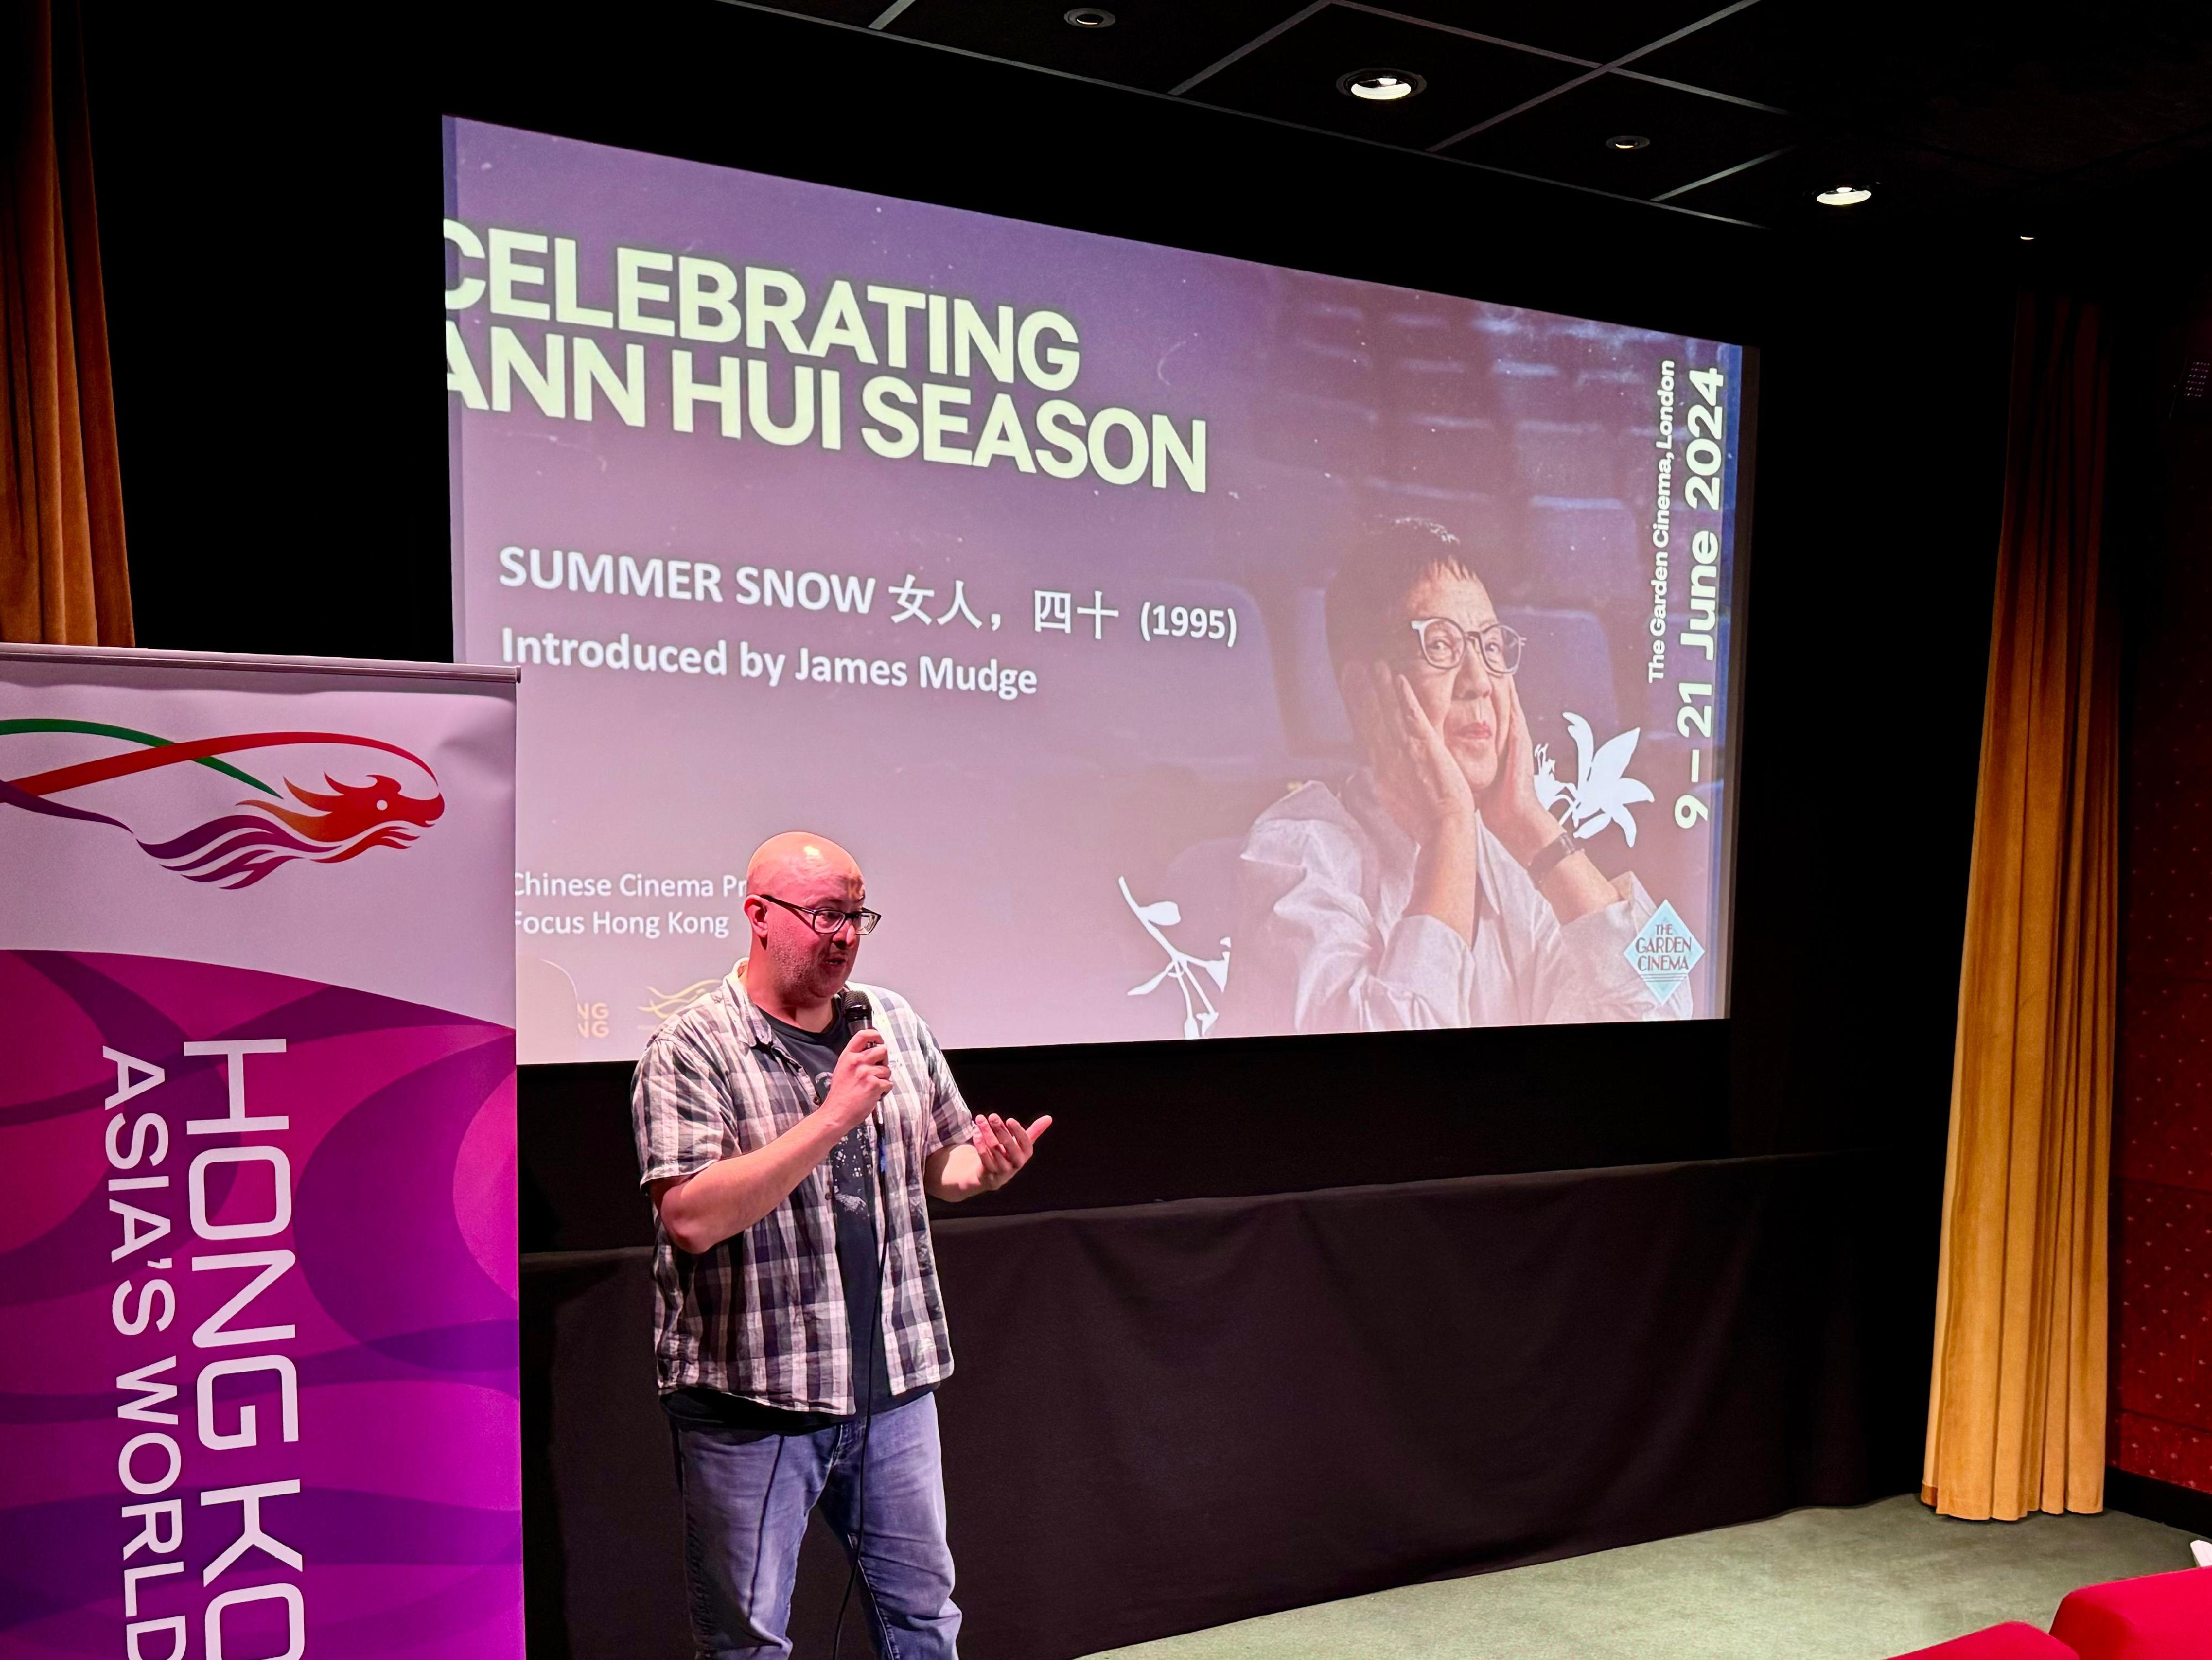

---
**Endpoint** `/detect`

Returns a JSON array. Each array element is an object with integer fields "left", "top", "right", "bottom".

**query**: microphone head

[{"left": 844, "top": 990, "right": 874, "bottom": 1031}]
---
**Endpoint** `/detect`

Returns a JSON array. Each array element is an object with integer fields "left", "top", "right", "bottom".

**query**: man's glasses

[
  {"left": 1408, "top": 617, "right": 1525, "bottom": 676},
  {"left": 755, "top": 894, "right": 882, "bottom": 935}
]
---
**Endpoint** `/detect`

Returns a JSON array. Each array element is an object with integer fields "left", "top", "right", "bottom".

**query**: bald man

[{"left": 630, "top": 832, "right": 1049, "bottom": 1660}]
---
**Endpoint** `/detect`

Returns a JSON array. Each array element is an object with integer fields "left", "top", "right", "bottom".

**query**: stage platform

[
  {"left": 521, "top": 1149, "right": 1943, "bottom": 1659},
  {"left": 1083, "top": 1496, "right": 2198, "bottom": 1660}
]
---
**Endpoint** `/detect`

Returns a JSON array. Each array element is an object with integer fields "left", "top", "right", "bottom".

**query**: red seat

[
  {"left": 2051, "top": 1567, "right": 2212, "bottom": 1658},
  {"left": 1891, "top": 1623, "right": 2078, "bottom": 1658}
]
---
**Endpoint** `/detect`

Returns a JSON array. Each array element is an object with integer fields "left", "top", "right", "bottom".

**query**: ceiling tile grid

[{"left": 745, "top": 0, "right": 2212, "bottom": 229}]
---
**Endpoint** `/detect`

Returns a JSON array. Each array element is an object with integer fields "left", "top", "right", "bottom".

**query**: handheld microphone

[{"left": 844, "top": 991, "right": 886, "bottom": 1142}]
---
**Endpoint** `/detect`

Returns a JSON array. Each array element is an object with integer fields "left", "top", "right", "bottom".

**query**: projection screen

[{"left": 445, "top": 118, "right": 1751, "bottom": 1063}]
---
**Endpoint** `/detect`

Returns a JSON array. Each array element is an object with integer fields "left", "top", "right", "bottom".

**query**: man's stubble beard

[{"left": 760, "top": 933, "right": 847, "bottom": 1003}]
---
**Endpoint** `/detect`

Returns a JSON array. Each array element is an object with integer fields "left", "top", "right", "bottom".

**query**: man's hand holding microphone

[{"left": 818, "top": 1026, "right": 894, "bottom": 1137}]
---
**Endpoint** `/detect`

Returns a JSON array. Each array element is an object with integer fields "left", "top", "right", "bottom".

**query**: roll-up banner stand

[{"left": 0, "top": 646, "right": 521, "bottom": 1660}]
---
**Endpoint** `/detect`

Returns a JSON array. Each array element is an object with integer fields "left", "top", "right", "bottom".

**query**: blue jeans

[{"left": 665, "top": 1390, "right": 961, "bottom": 1660}]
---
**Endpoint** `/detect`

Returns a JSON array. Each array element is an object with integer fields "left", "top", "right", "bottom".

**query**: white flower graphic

[
  {"left": 1533, "top": 714, "right": 1657, "bottom": 847},
  {"left": 1119, "top": 877, "right": 1230, "bottom": 1040}
]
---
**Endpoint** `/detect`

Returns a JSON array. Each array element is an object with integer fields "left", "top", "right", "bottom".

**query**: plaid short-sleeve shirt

[{"left": 630, "top": 970, "right": 975, "bottom": 1412}]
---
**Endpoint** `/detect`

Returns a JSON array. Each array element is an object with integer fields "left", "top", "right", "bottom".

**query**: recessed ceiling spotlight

[
  {"left": 1607, "top": 134, "right": 1651, "bottom": 151},
  {"left": 1815, "top": 184, "right": 1874, "bottom": 206},
  {"left": 1339, "top": 70, "right": 1424, "bottom": 101},
  {"left": 1063, "top": 6, "right": 1114, "bottom": 25},
  {"left": 2018, "top": 233, "right": 2036, "bottom": 242}
]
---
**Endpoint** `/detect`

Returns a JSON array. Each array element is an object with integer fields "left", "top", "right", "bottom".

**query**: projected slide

[{"left": 446, "top": 118, "right": 1749, "bottom": 1063}]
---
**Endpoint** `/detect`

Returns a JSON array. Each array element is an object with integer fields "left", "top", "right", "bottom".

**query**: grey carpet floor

[{"left": 1084, "top": 1495, "right": 2201, "bottom": 1660}]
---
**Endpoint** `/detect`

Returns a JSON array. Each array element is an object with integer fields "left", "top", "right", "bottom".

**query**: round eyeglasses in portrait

[{"left": 1407, "top": 617, "right": 1525, "bottom": 676}]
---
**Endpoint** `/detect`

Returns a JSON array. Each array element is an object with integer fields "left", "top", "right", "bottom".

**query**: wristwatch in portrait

[{"left": 1526, "top": 830, "right": 1579, "bottom": 886}]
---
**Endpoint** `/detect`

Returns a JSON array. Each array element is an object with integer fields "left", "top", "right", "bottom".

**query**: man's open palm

[{"left": 972, "top": 1113, "right": 1052, "bottom": 1189}]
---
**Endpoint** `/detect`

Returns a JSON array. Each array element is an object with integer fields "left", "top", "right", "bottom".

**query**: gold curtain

[
  {"left": 2, "top": 0, "right": 132, "bottom": 645},
  {"left": 1922, "top": 293, "right": 2116, "bottom": 1521}
]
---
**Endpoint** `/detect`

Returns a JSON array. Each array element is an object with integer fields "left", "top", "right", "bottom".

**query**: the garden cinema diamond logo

[{"left": 1626, "top": 901, "right": 1704, "bottom": 1003}]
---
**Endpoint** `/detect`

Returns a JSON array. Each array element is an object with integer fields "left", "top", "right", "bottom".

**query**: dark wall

[{"left": 2110, "top": 271, "right": 2212, "bottom": 1502}]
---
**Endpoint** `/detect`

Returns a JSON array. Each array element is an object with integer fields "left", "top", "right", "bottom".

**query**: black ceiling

[{"left": 724, "top": 0, "right": 2212, "bottom": 232}]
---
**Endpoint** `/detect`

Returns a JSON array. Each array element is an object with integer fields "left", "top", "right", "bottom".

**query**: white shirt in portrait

[{"left": 1227, "top": 770, "right": 1691, "bottom": 1033}]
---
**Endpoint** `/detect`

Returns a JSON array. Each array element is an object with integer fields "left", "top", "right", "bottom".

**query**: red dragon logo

[{"left": 0, "top": 720, "right": 444, "bottom": 889}]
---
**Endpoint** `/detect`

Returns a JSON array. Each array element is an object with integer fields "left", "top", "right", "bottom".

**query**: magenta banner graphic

[{"left": 0, "top": 646, "right": 519, "bottom": 1660}]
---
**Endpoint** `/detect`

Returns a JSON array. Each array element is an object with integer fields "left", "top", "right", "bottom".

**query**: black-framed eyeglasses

[
  {"left": 755, "top": 894, "right": 882, "bottom": 935},
  {"left": 1408, "top": 617, "right": 1525, "bottom": 675}
]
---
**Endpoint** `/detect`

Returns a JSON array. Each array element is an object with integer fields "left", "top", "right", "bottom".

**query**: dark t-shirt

[{"left": 669, "top": 998, "right": 925, "bottom": 1434}]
